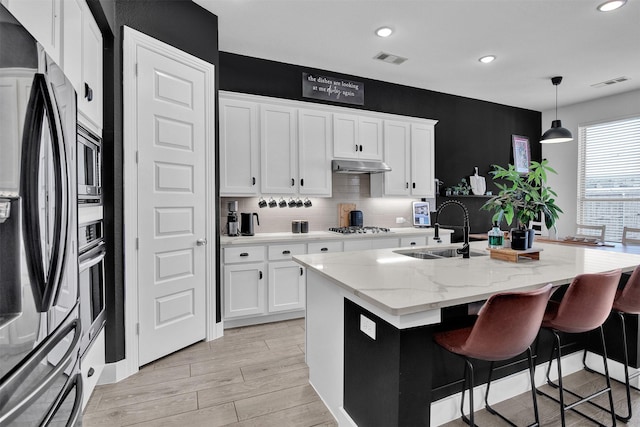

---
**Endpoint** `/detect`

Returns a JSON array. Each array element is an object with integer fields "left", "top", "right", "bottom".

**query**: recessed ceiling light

[
  {"left": 375, "top": 27, "right": 393, "bottom": 38},
  {"left": 479, "top": 55, "right": 496, "bottom": 64},
  {"left": 597, "top": 0, "right": 626, "bottom": 12}
]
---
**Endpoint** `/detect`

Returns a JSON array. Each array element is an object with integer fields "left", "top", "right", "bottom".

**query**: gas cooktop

[{"left": 328, "top": 226, "right": 391, "bottom": 234}]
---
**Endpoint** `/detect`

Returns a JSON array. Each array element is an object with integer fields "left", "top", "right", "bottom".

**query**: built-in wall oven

[
  {"left": 78, "top": 220, "right": 106, "bottom": 355},
  {"left": 77, "top": 124, "right": 102, "bottom": 205}
]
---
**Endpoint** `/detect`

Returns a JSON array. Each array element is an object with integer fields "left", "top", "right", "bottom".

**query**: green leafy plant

[{"left": 481, "top": 160, "right": 563, "bottom": 230}]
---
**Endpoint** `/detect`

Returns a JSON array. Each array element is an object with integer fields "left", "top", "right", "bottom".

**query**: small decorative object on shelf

[{"left": 469, "top": 167, "right": 487, "bottom": 195}]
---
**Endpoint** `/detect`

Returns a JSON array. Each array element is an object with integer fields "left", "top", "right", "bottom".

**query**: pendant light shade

[{"left": 541, "top": 76, "right": 573, "bottom": 144}]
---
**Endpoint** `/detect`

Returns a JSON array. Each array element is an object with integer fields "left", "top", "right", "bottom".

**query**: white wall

[{"left": 541, "top": 89, "right": 640, "bottom": 238}]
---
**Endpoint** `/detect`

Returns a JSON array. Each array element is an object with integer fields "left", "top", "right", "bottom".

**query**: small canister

[
  {"left": 300, "top": 220, "right": 309, "bottom": 233},
  {"left": 291, "top": 220, "right": 301, "bottom": 233}
]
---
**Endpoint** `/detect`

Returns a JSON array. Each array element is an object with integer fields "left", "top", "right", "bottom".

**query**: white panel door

[
  {"left": 298, "top": 109, "right": 331, "bottom": 196},
  {"left": 411, "top": 123, "right": 435, "bottom": 197},
  {"left": 260, "top": 104, "right": 297, "bottom": 194},
  {"left": 219, "top": 98, "right": 259, "bottom": 195},
  {"left": 136, "top": 44, "right": 208, "bottom": 365}
]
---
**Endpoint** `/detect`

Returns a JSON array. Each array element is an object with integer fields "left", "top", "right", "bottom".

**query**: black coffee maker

[
  {"left": 226, "top": 201, "right": 239, "bottom": 236},
  {"left": 240, "top": 212, "right": 260, "bottom": 236}
]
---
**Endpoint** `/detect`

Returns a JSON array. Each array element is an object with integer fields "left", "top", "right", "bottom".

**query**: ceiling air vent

[
  {"left": 373, "top": 51, "right": 408, "bottom": 65},
  {"left": 591, "top": 76, "right": 630, "bottom": 88}
]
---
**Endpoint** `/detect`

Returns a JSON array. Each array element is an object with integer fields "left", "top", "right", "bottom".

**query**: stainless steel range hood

[{"left": 332, "top": 159, "right": 392, "bottom": 174}]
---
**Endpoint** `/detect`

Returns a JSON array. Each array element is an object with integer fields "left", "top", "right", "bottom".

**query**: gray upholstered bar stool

[
  {"left": 434, "top": 284, "right": 553, "bottom": 426},
  {"left": 537, "top": 269, "right": 621, "bottom": 427},
  {"left": 583, "top": 265, "right": 640, "bottom": 422}
]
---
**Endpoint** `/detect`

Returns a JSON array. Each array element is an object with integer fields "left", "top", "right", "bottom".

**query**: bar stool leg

[
  {"left": 597, "top": 325, "right": 617, "bottom": 427},
  {"left": 460, "top": 358, "right": 477, "bottom": 426}
]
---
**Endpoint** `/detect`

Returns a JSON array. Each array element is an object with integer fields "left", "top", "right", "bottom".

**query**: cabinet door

[
  {"left": 260, "top": 104, "right": 297, "bottom": 194},
  {"left": 78, "top": 4, "right": 102, "bottom": 130},
  {"left": 359, "top": 116, "right": 383, "bottom": 160},
  {"left": 382, "top": 120, "right": 411, "bottom": 196},
  {"left": 411, "top": 123, "right": 435, "bottom": 197},
  {"left": 6, "top": 0, "right": 61, "bottom": 63},
  {"left": 224, "top": 263, "right": 266, "bottom": 318},
  {"left": 333, "top": 113, "right": 358, "bottom": 159},
  {"left": 268, "top": 261, "right": 305, "bottom": 313},
  {"left": 62, "top": 0, "right": 82, "bottom": 91},
  {"left": 220, "top": 99, "right": 260, "bottom": 195},
  {"left": 298, "top": 109, "right": 332, "bottom": 196}
]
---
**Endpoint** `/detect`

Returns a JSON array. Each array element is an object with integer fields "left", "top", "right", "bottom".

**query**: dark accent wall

[
  {"left": 90, "top": 0, "right": 219, "bottom": 363},
  {"left": 219, "top": 52, "right": 542, "bottom": 197}
]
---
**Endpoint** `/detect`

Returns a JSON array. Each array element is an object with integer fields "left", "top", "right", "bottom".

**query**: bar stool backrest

[
  {"left": 462, "top": 284, "right": 553, "bottom": 361},
  {"left": 614, "top": 267, "right": 640, "bottom": 315},
  {"left": 547, "top": 269, "right": 621, "bottom": 333}
]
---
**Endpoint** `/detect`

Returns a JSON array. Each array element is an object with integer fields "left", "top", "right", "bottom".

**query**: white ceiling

[{"left": 194, "top": 0, "right": 640, "bottom": 112}]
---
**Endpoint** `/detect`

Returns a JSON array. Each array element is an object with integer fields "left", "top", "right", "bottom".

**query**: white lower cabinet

[
  {"left": 224, "top": 262, "right": 266, "bottom": 318},
  {"left": 81, "top": 328, "right": 105, "bottom": 410},
  {"left": 268, "top": 261, "right": 305, "bottom": 313}
]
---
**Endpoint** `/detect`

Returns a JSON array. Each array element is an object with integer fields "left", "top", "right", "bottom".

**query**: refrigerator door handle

[
  {"left": 41, "top": 367, "right": 83, "bottom": 427},
  {"left": 20, "top": 72, "right": 69, "bottom": 313},
  {"left": 0, "top": 312, "right": 80, "bottom": 424}
]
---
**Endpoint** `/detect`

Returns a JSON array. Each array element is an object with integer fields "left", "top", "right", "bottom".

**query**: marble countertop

[
  {"left": 220, "top": 227, "right": 451, "bottom": 246},
  {"left": 293, "top": 241, "right": 640, "bottom": 316}
]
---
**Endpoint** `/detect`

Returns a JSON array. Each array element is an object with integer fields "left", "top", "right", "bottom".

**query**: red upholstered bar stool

[
  {"left": 537, "top": 269, "right": 621, "bottom": 427},
  {"left": 583, "top": 266, "right": 640, "bottom": 422},
  {"left": 434, "top": 284, "right": 553, "bottom": 426}
]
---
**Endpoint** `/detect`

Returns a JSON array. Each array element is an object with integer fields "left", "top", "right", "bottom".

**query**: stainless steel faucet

[{"left": 433, "top": 199, "right": 471, "bottom": 258}]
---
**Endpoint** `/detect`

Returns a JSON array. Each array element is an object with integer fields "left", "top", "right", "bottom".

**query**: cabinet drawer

[
  {"left": 400, "top": 236, "right": 428, "bottom": 247},
  {"left": 268, "top": 243, "right": 306, "bottom": 261},
  {"left": 81, "top": 328, "right": 105, "bottom": 410},
  {"left": 224, "top": 246, "right": 265, "bottom": 263},
  {"left": 308, "top": 241, "right": 343, "bottom": 254},
  {"left": 371, "top": 238, "right": 400, "bottom": 249}
]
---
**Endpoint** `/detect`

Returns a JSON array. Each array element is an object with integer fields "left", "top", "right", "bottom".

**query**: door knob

[{"left": 196, "top": 239, "right": 207, "bottom": 246}]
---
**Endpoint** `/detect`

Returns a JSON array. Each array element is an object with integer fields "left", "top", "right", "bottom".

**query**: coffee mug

[
  {"left": 279, "top": 197, "right": 287, "bottom": 208},
  {"left": 304, "top": 198, "right": 312, "bottom": 207},
  {"left": 268, "top": 197, "right": 277, "bottom": 208},
  {"left": 258, "top": 198, "right": 267, "bottom": 208}
]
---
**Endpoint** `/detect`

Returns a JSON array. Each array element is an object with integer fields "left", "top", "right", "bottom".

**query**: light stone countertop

[
  {"left": 219, "top": 227, "right": 451, "bottom": 246},
  {"left": 293, "top": 241, "right": 640, "bottom": 316}
]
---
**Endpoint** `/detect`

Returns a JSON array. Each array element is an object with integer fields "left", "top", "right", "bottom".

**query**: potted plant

[{"left": 481, "top": 159, "right": 563, "bottom": 249}]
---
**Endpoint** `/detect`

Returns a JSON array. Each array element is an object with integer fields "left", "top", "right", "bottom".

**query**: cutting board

[{"left": 338, "top": 203, "right": 356, "bottom": 227}]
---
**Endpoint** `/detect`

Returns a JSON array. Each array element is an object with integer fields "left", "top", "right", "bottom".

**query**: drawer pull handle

[
  {"left": 320, "top": 247, "right": 328, "bottom": 252},
  {"left": 410, "top": 242, "right": 416, "bottom": 246},
  {"left": 282, "top": 250, "right": 291, "bottom": 255},
  {"left": 240, "top": 252, "right": 249, "bottom": 257},
  {"left": 87, "top": 367, "right": 95, "bottom": 377},
  {"left": 259, "top": 271, "right": 263, "bottom": 280}
]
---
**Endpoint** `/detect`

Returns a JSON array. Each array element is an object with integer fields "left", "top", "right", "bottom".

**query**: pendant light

[{"left": 541, "top": 76, "right": 573, "bottom": 143}]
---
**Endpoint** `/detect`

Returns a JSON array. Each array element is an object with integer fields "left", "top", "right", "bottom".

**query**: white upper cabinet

[
  {"left": 371, "top": 119, "right": 437, "bottom": 198},
  {"left": 298, "top": 109, "right": 332, "bottom": 197},
  {"left": 78, "top": 3, "right": 102, "bottom": 130},
  {"left": 333, "top": 113, "right": 383, "bottom": 160},
  {"left": 5, "top": 0, "right": 62, "bottom": 64},
  {"left": 260, "top": 104, "right": 297, "bottom": 194},
  {"left": 219, "top": 98, "right": 260, "bottom": 195}
]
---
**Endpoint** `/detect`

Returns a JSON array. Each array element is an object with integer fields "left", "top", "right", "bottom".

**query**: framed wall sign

[
  {"left": 512, "top": 135, "right": 530, "bottom": 174},
  {"left": 302, "top": 72, "right": 364, "bottom": 105}
]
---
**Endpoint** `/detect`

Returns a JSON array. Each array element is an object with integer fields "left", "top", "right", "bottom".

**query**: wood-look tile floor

[
  {"left": 82, "top": 319, "right": 337, "bottom": 427},
  {"left": 83, "top": 318, "right": 640, "bottom": 426}
]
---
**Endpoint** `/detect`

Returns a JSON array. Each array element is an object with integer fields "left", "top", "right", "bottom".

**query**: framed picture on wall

[{"left": 512, "top": 135, "right": 530, "bottom": 174}]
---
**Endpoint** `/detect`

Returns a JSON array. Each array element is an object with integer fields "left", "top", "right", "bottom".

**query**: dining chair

[
  {"left": 434, "top": 284, "right": 553, "bottom": 426},
  {"left": 622, "top": 226, "right": 640, "bottom": 245},
  {"left": 575, "top": 224, "right": 606, "bottom": 242}
]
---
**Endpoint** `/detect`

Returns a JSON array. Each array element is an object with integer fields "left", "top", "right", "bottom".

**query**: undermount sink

[{"left": 394, "top": 247, "right": 488, "bottom": 260}]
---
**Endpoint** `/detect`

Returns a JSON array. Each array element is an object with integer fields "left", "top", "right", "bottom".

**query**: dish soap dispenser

[{"left": 488, "top": 222, "right": 504, "bottom": 249}]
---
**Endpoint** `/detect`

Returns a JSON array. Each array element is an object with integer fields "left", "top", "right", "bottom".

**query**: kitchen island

[{"left": 292, "top": 241, "right": 640, "bottom": 426}]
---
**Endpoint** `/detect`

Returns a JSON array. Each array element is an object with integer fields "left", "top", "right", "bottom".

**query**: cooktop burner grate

[{"left": 328, "top": 226, "right": 391, "bottom": 234}]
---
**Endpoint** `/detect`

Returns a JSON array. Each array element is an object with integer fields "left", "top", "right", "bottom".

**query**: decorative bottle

[{"left": 488, "top": 222, "right": 504, "bottom": 249}]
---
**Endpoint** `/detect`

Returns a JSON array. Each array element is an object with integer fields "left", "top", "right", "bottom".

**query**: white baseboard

[{"left": 98, "top": 359, "right": 137, "bottom": 385}]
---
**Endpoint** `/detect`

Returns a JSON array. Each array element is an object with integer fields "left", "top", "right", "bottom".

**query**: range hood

[{"left": 332, "top": 159, "right": 391, "bottom": 174}]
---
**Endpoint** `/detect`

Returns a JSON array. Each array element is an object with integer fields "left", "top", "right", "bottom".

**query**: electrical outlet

[
  {"left": 360, "top": 314, "right": 376, "bottom": 340},
  {"left": 396, "top": 217, "right": 406, "bottom": 224}
]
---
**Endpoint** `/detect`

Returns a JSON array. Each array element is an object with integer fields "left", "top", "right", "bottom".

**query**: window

[{"left": 578, "top": 117, "right": 640, "bottom": 242}]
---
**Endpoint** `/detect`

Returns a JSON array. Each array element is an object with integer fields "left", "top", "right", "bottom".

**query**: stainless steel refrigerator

[{"left": 1, "top": 4, "right": 82, "bottom": 425}]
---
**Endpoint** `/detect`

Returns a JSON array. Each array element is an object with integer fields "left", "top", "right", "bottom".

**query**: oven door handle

[
  {"left": 0, "top": 310, "right": 81, "bottom": 424},
  {"left": 79, "top": 243, "right": 106, "bottom": 271}
]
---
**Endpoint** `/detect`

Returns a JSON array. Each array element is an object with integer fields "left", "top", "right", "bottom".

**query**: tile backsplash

[{"left": 220, "top": 174, "right": 435, "bottom": 234}]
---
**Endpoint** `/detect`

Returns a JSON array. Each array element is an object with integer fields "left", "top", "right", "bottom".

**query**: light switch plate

[{"left": 360, "top": 314, "right": 376, "bottom": 340}]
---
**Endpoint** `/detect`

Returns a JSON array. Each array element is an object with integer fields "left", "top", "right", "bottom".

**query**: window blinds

[{"left": 577, "top": 117, "right": 640, "bottom": 242}]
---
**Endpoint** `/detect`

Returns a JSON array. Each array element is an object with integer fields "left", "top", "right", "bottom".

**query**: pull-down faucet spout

[{"left": 433, "top": 200, "right": 471, "bottom": 258}]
